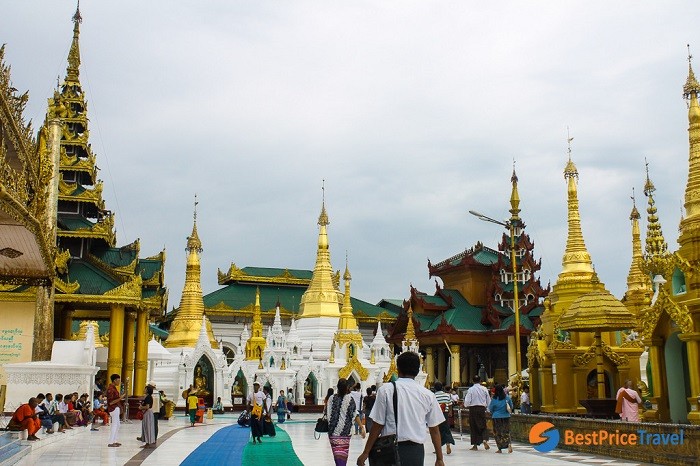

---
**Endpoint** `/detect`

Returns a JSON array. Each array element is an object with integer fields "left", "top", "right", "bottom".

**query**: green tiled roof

[
  {"left": 200, "top": 281, "right": 388, "bottom": 320},
  {"left": 138, "top": 259, "right": 163, "bottom": 281},
  {"left": 499, "top": 314, "right": 536, "bottom": 331},
  {"left": 59, "top": 216, "right": 94, "bottom": 231},
  {"left": 472, "top": 248, "right": 500, "bottom": 265},
  {"left": 149, "top": 324, "right": 169, "bottom": 339},
  {"left": 422, "top": 295, "right": 448, "bottom": 306},
  {"left": 64, "top": 259, "right": 120, "bottom": 295},
  {"left": 203, "top": 282, "right": 307, "bottom": 313},
  {"left": 241, "top": 267, "right": 312, "bottom": 280},
  {"left": 93, "top": 247, "right": 137, "bottom": 268}
]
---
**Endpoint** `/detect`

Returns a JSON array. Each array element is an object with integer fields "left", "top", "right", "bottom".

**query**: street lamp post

[{"left": 469, "top": 210, "right": 522, "bottom": 384}]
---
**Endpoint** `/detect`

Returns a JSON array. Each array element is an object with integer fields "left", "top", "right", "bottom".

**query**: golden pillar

[
  {"left": 62, "top": 309, "right": 75, "bottom": 340},
  {"left": 32, "top": 285, "right": 55, "bottom": 361},
  {"left": 107, "top": 304, "right": 125, "bottom": 378},
  {"left": 425, "top": 347, "right": 435, "bottom": 384},
  {"left": 122, "top": 312, "right": 136, "bottom": 395},
  {"left": 450, "top": 345, "right": 461, "bottom": 387},
  {"left": 133, "top": 309, "right": 149, "bottom": 396},
  {"left": 644, "top": 339, "right": 668, "bottom": 422},
  {"left": 437, "top": 347, "right": 446, "bottom": 384},
  {"left": 679, "top": 333, "right": 700, "bottom": 423},
  {"left": 507, "top": 336, "right": 517, "bottom": 379}
]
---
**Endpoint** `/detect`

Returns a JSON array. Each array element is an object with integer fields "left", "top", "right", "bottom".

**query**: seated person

[
  {"left": 35, "top": 393, "right": 55, "bottom": 434},
  {"left": 93, "top": 392, "right": 109, "bottom": 425},
  {"left": 8, "top": 398, "right": 41, "bottom": 441},
  {"left": 57, "top": 393, "right": 77, "bottom": 426},
  {"left": 77, "top": 393, "right": 95, "bottom": 429},
  {"left": 68, "top": 393, "right": 85, "bottom": 426},
  {"left": 43, "top": 393, "right": 67, "bottom": 432},
  {"left": 213, "top": 397, "right": 224, "bottom": 414}
]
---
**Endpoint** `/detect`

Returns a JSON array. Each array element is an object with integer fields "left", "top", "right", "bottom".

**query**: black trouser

[
  {"left": 153, "top": 413, "right": 159, "bottom": 440},
  {"left": 397, "top": 441, "right": 424, "bottom": 466}
]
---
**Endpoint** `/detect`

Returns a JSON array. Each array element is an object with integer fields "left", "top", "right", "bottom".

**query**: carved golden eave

[
  {"left": 572, "top": 340, "right": 629, "bottom": 367},
  {"left": 55, "top": 249, "right": 70, "bottom": 274},
  {"left": 58, "top": 214, "right": 115, "bottom": 245},
  {"left": 55, "top": 275, "right": 80, "bottom": 294},
  {"left": 338, "top": 354, "right": 369, "bottom": 381},
  {"left": 58, "top": 177, "right": 105, "bottom": 205},
  {"left": 640, "top": 285, "right": 693, "bottom": 343},
  {"left": 383, "top": 353, "right": 398, "bottom": 383},
  {"left": 104, "top": 274, "right": 142, "bottom": 299}
]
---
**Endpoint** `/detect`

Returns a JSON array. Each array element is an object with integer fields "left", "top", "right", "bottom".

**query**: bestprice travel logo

[
  {"left": 528, "top": 421, "right": 686, "bottom": 453},
  {"left": 529, "top": 421, "right": 560, "bottom": 452}
]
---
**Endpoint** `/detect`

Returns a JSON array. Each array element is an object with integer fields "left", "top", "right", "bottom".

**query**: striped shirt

[{"left": 434, "top": 390, "right": 452, "bottom": 412}]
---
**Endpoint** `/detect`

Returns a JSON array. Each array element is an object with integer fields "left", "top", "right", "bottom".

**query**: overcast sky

[{"left": 4, "top": 2, "right": 699, "bottom": 312}]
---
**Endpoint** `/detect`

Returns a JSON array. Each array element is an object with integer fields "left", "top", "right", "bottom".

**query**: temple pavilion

[
  {"left": 386, "top": 170, "right": 549, "bottom": 388},
  {"left": 0, "top": 7, "right": 167, "bottom": 397}
]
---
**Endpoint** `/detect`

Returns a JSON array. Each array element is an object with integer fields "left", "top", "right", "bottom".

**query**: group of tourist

[{"left": 7, "top": 390, "right": 113, "bottom": 441}]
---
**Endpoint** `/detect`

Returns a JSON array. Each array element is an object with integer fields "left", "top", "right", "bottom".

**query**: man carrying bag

[{"left": 357, "top": 352, "right": 445, "bottom": 466}]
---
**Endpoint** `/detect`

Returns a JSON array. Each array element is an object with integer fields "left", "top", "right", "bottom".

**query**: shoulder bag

[
  {"left": 314, "top": 412, "right": 329, "bottom": 439},
  {"left": 368, "top": 381, "right": 401, "bottom": 466}
]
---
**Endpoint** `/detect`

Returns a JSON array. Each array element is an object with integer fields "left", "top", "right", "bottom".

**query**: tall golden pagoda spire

[
  {"left": 164, "top": 197, "right": 218, "bottom": 348},
  {"left": 337, "top": 256, "right": 360, "bottom": 332},
  {"left": 333, "top": 257, "right": 364, "bottom": 359},
  {"left": 299, "top": 187, "right": 343, "bottom": 318},
  {"left": 681, "top": 45, "right": 700, "bottom": 225},
  {"left": 623, "top": 189, "right": 652, "bottom": 315},
  {"left": 558, "top": 135, "right": 595, "bottom": 281},
  {"left": 245, "top": 287, "right": 267, "bottom": 360},
  {"left": 643, "top": 161, "right": 669, "bottom": 277}
]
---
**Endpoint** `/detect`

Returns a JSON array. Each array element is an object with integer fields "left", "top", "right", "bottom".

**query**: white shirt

[
  {"left": 349, "top": 389, "right": 362, "bottom": 416},
  {"left": 520, "top": 392, "right": 530, "bottom": 405},
  {"left": 369, "top": 378, "right": 444, "bottom": 444},
  {"left": 58, "top": 401, "right": 68, "bottom": 414},
  {"left": 464, "top": 384, "right": 491, "bottom": 409}
]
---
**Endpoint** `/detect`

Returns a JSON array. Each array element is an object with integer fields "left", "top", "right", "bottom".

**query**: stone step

[{"left": 0, "top": 423, "right": 91, "bottom": 465}]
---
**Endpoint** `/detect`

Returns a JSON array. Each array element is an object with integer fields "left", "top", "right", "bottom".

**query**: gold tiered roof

[
  {"left": 298, "top": 200, "right": 343, "bottom": 318},
  {"left": 163, "top": 206, "right": 217, "bottom": 348},
  {"left": 681, "top": 50, "right": 700, "bottom": 224},
  {"left": 558, "top": 290, "right": 636, "bottom": 332},
  {"left": 46, "top": 6, "right": 166, "bottom": 316}
]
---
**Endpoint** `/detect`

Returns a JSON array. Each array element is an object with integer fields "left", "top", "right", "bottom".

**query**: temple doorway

[
  {"left": 304, "top": 373, "right": 318, "bottom": 405},
  {"left": 586, "top": 369, "right": 612, "bottom": 399},
  {"left": 664, "top": 332, "right": 690, "bottom": 423},
  {"left": 194, "top": 355, "right": 214, "bottom": 406},
  {"left": 232, "top": 369, "right": 247, "bottom": 406}
]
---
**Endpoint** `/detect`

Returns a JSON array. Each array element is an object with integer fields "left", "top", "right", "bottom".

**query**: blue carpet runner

[{"left": 180, "top": 425, "right": 249, "bottom": 466}]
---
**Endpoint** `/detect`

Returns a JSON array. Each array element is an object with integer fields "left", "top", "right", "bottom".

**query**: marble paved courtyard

[{"left": 11, "top": 413, "right": 652, "bottom": 466}]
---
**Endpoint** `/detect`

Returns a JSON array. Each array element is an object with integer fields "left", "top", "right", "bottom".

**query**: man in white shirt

[
  {"left": 464, "top": 375, "right": 491, "bottom": 450},
  {"left": 349, "top": 383, "right": 363, "bottom": 434},
  {"left": 357, "top": 352, "right": 444, "bottom": 466}
]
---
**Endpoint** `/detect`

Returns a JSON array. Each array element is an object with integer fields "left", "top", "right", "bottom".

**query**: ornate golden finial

[
  {"left": 564, "top": 128, "right": 578, "bottom": 179},
  {"left": 66, "top": 1, "right": 82, "bottom": 82},
  {"left": 643, "top": 160, "right": 669, "bottom": 260},
  {"left": 186, "top": 196, "right": 203, "bottom": 253},
  {"left": 684, "top": 44, "right": 700, "bottom": 99},
  {"left": 630, "top": 188, "right": 640, "bottom": 220},
  {"left": 405, "top": 304, "right": 416, "bottom": 341},
  {"left": 509, "top": 162, "right": 521, "bottom": 221},
  {"left": 343, "top": 252, "right": 351, "bottom": 281},
  {"left": 318, "top": 181, "right": 329, "bottom": 226}
]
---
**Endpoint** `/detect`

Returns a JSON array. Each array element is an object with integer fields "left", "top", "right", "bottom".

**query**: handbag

[
  {"left": 314, "top": 412, "right": 329, "bottom": 439},
  {"left": 369, "top": 381, "right": 401, "bottom": 466},
  {"left": 136, "top": 409, "right": 144, "bottom": 420}
]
